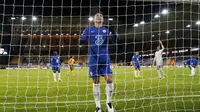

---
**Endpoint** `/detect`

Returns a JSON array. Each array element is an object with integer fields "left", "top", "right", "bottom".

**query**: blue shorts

[
  {"left": 134, "top": 64, "right": 140, "bottom": 69},
  {"left": 52, "top": 67, "right": 60, "bottom": 73},
  {"left": 89, "top": 64, "right": 112, "bottom": 78}
]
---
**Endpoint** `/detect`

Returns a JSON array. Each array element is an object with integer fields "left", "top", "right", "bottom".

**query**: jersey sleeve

[{"left": 80, "top": 27, "right": 89, "bottom": 41}]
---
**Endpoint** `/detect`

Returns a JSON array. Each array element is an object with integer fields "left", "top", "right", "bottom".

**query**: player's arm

[
  {"left": 138, "top": 56, "right": 140, "bottom": 64},
  {"left": 108, "top": 26, "right": 120, "bottom": 43},
  {"left": 132, "top": 57, "right": 135, "bottom": 65},
  {"left": 159, "top": 40, "right": 164, "bottom": 52},
  {"left": 152, "top": 53, "right": 156, "bottom": 67},
  {"left": 51, "top": 57, "right": 54, "bottom": 67},
  {"left": 73, "top": 59, "right": 75, "bottom": 64},
  {"left": 68, "top": 59, "right": 71, "bottom": 65},
  {"left": 132, "top": 61, "right": 135, "bottom": 66},
  {"left": 79, "top": 27, "right": 89, "bottom": 45},
  {"left": 59, "top": 58, "right": 62, "bottom": 66}
]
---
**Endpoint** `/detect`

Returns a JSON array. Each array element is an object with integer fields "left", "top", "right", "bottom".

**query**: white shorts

[{"left": 156, "top": 60, "right": 163, "bottom": 66}]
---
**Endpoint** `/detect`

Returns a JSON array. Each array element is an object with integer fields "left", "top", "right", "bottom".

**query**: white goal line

[{"left": 1, "top": 94, "right": 200, "bottom": 105}]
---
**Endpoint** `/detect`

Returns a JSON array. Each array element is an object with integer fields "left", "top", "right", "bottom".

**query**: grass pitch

[{"left": 0, "top": 67, "right": 200, "bottom": 112}]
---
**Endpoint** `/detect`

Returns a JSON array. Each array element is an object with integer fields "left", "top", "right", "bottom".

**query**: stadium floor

[{"left": 0, "top": 67, "right": 200, "bottom": 112}]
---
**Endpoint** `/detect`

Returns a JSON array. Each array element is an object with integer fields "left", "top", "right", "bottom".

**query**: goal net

[{"left": 0, "top": 0, "right": 199, "bottom": 111}]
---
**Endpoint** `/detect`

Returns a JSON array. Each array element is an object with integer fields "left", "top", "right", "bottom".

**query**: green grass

[{"left": 0, "top": 67, "right": 200, "bottom": 112}]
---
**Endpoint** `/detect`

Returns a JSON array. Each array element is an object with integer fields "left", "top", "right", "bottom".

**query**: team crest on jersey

[{"left": 102, "top": 30, "right": 106, "bottom": 33}]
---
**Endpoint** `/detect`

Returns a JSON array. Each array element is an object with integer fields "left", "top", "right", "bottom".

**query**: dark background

[{"left": 0, "top": 0, "right": 199, "bottom": 65}]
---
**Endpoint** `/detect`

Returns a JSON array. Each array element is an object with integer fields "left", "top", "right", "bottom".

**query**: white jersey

[{"left": 154, "top": 46, "right": 164, "bottom": 66}]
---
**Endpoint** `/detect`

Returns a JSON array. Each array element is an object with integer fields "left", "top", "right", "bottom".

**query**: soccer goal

[{"left": 0, "top": 0, "right": 199, "bottom": 111}]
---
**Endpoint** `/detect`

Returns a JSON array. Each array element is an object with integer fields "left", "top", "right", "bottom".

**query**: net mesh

[{"left": 0, "top": 0, "right": 200, "bottom": 111}]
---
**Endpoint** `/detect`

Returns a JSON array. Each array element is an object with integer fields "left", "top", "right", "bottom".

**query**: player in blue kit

[
  {"left": 79, "top": 12, "right": 119, "bottom": 112},
  {"left": 185, "top": 57, "right": 198, "bottom": 76},
  {"left": 132, "top": 52, "right": 141, "bottom": 77},
  {"left": 51, "top": 51, "right": 62, "bottom": 82}
]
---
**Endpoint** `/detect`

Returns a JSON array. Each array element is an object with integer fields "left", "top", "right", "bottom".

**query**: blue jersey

[
  {"left": 51, "top": 56, "right": 60, "bottom": 67},
  {"left": 80, "top": 26, "right": 119, "bottom": 65},
  {"left": 132, "top": 55, "right": 140, "bottom": 65},
  {"left": 186, "top": 58, "right": 198, "bottom": 66}
]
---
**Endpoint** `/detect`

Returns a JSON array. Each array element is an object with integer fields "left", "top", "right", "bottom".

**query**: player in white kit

[{"left": 153, "top": 40, "right": 166, "bottom": 79}]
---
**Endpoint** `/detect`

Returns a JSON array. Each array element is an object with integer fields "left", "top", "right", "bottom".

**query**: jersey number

[{"left": 95, "top": 35, "right": 104, "bottom": 46}]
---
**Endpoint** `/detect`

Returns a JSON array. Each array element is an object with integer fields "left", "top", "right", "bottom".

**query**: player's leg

[
  {"left": 71, "top": 65, "right": 75, "bottom": 76},
  {"left": 101, "top": 65, "right": 114, "bottom": 112},
  {"left": 137, "top": 65, "right": 141, "bottom": 77},
  {"left": 92, "top": 77, "right": 101, "bottom": 112},
  {"left": 160, "top": 66, "right": 166, "bottom": 78},
  {"left": 134, "top": 69, "right": 138, "bottom": 77},
  {"left": 104, "top": 75, "right": 114, "bottom": 112},
  {"left": 157, "top": 65, "right": 166, "bottom": 79},
  {"left": 66, "top": 65, "right": 71, "bottom": 75},
  {"left": 170, "top": 60, "right": 174, "bottom": 70},
  {"left": 170, "top": 63, "right": 173, "bottom": 70},
  {"left": 104, "top": 75, "right": 113, "bottom": 104},
  {"left": 190, "top": 65, "right": 196, "bottom": 76},
  {"left": 57, "top": 67, "right": 62, "bottom": 81},
  {"left": 69, "top": 65, "right": 74, "bottom": 76},
  {"left": 157, "top": 66, "right": 162, "bottom": 79},
  {"left": 90, "top": 65, "right": 101, "bottom": 112},
  {"left": 52, "top": 67, "right": 57, "bottom": 82},
  {"left": 137, "top": 69, "right": 141, "bottom": 77},
  {"left": 190, "top": 67, "right": 195, "bottom": 76},
  {"left": 134, "top": 65, "right": 138, "bottom": 77},
  {"left": 66, "top": 66, "right": 70, "bottom": 75},
  {"left": 158, "top": 60, "right": 166, "bottom": 78},
  {"left": 167, "top": 59, "right": 171, "bottom": 68}
]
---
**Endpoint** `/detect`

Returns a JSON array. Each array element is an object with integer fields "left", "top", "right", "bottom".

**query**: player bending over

[
  {"left": 51, "top": 51, "right": 62, "bottom": 82},
  {"left": 132, "top": 52, "right": 141, "bottom": 77},
  {"left": 79, "top": 12, "right": 119, "bottom": 112},
  {"left": 67, "top": 56, "right": 75, "bottom": 76},
  {"left": 185, "top": 57, "right": 198, "bottom": 76},
  {"left": 153, "top": 41, "right": 166, "bottom": 79}
]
